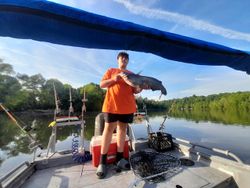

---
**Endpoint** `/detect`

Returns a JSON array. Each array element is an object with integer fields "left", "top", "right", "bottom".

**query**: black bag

[{"left": 148, "top": 132, "right": 174, "bottom": 152}]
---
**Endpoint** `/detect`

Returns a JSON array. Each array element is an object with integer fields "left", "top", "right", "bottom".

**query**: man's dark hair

[{"left": 117, "top": 52, "right": 129, "bottom": 60}]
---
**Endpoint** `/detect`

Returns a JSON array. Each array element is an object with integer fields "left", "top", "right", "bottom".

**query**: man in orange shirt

[{"left": 96, "top": 52, "right": 143, "bottom": 178}]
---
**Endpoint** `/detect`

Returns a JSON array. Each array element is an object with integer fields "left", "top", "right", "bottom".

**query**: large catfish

[{"left": 120, "top": 72, "right": 167, "bottom": 98}]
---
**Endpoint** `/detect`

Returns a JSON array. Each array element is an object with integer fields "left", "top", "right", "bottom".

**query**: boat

[
  {"left": 1, "top": 94, "right": 250, "bottom": 188},
  {"left": 1, "top": 114, "right": 250, "bottom": 188},
  {"left": 0, "top": 0, "right": 250, "bottom": 187}
]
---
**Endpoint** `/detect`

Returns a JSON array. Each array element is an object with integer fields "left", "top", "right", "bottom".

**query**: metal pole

[
  {"left": 81, "top": 89, "right": 88, "bottom": 150},
  {"left": 68, "top": 87, "right": 74, "bottom": 118},
  {"left": 174, "top": 137, "right": 244, "bottom": 164},
  {"left": 142, "top": 102, "right": 153, "bottom": 134},
  {"left": 53, "top": 83, "right": 60, "bottom": 120}
]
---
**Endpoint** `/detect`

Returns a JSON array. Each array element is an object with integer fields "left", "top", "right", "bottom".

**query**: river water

[{"left": 0, "top": 112, "right": 250, "bottom": 178}]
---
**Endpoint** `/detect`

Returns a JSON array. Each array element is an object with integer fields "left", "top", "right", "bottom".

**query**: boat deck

[{"left": 20, "top": 150, "right": 235, "bottom": 188}]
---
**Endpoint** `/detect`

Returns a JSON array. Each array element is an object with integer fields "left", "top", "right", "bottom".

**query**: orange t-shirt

[{"left": 101, "top": 68, "right": 136, "bottom": 114}]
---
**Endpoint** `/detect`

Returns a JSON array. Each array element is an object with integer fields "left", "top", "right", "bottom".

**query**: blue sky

[{"left": 1, "top": 0, "right": 250, "bottom": 100}]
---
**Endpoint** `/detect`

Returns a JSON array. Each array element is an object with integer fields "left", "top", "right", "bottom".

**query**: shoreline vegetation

[{"left": 1, "top": 60, "right": 250, "bottom": 125}]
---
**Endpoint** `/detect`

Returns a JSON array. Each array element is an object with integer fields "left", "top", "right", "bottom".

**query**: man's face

[{"left": 118, "top": 56, "right": 129, "bottom": 69}]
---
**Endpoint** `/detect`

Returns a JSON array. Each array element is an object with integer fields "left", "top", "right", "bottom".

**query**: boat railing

[
  {"left": 0, "top": 161, "right": 28, "bottom": 181},
  {"left": 139, "top": 107, "right": 244, "bottom": 164},
  {"left": 173, "top": 137, "right": 244, "bottom": 164},
  {"left": 0, "top": 161, "right": 34, "bottom": 188}
]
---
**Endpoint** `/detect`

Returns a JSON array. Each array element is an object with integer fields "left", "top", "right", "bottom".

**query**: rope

[{"left": 71, "top": 134, "right": 92, "bottom": 163}]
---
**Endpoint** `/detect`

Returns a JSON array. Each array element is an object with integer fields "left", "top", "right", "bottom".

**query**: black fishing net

[{"left": 130, "top": 150, "right": 181, "bottom": 183}]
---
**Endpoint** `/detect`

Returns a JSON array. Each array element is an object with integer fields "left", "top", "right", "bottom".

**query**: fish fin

[
  {"left": 159, "top": 93, "right": 162, "bottom": 100},
  {"left": 136, "top": 70, "right": 142, "bottom": 75}
]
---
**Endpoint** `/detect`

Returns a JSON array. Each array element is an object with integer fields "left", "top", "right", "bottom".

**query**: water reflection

[
  {"left": 0, "top": 112, "right": 97, "bottom": 177},
  {"left": 169, "top": 108, "right": 250, "bottom": 126},
  {"left": 138, "top": 115, "right": 250, "bottom": 165},
  {"left": 0, "top": 110, "right": 250, "bottom": 178}
]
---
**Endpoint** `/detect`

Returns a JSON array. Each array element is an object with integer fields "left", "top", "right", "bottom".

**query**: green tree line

[
  {"left": 1, "top": 59, "right": 250, "bottom": 116},
  {"left": 165, "top": 93, "right": 250, "bottom": 113},
  {"left": 0, "top": 59, "right": 105, "bottom": 112},
  {"left": 162, "top": 93, "right": 250, "bottom": 125},
  {"left": 0, "top": 60, "right": 167, "bottom": 112}
]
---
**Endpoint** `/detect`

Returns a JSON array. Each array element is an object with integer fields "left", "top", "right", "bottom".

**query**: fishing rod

[
  {"left": 53, "top": 83, "right": 61, "bottom": 120},
  {"left": 80, "top": 89, "right": 90, "bottom": 176},
  {"left": 68, "top": 87, "right": 74, "bottom": 118},
  {"left": 158, "top": 100, "right": 176, "bottom": 131},
  {"left": 0, "top": 103, "right": 42, "bottom": 152},
  {"left": 159, "top": 116, "right": 168, "bottom": 132},
  {"left": 141, "top": 100, "right": 153, "bottom": 134},
  {"left": 70, "top": 89, "right": 91, "bottom": 176},
  {"left": 0, "top": 103, "right": 36, "bottom": 141}
]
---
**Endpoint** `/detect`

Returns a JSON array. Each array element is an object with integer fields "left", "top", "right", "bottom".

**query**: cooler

[{"left": 90, "top": 134, "right": 129, "bottom": 167}]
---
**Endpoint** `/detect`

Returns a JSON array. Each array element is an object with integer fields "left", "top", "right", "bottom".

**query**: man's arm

[{"left": 100, "top": 74, "right": 121, "bottom": 88}]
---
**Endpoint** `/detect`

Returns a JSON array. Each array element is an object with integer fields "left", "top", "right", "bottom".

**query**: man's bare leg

[
  {"left": 117, "top": 121, "right": 127, "bottom": 152},
  {"left": 101, "top": 122, "right": 117, "bottom": 154}
]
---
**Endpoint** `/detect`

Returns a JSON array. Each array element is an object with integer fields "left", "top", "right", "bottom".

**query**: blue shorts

[{"left": 103, "top": 113, "right": 134, "bottom": 123}]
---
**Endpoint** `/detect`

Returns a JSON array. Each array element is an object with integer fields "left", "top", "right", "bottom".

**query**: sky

[{"left": 1, "top": 0, "right": 250, "bottom": 100}]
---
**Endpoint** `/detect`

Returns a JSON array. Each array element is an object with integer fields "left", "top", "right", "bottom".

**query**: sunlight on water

[
  {"left": 1, "top": 112, "right": 250, "bottom": 178},
  {"left": 134, "top": 115, "right": 250, "bottom": 164}
]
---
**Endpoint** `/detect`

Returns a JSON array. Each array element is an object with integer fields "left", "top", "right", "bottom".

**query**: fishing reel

[{"left": 28, "top": 140, "right": 43, "bottom": 150}]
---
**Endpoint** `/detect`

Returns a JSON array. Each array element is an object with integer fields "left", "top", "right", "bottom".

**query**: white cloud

[
  {"left": 194, "top": 77, "right": 212, "bottom": 81},
  {"left": 0, "top": 37, "right": 108, "bottom": 87},
  {"left": 179, "top": 71, "right": 250, "bottom": 97},
  {"left": 114, "top": 0, "right": 250, "bottom": 42}
]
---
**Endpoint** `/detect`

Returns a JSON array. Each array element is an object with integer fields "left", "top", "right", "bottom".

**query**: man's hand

[
  {"left": 100, "top": 74, "right": 122, "bottom": 88},
  {"left": 118, "top": 72, "right": 128, "bottom": 80},
  {"left": 133, "top": 86, "right": 142, "bottom": 94},
  {"left": 113, "top": 74, "right": 122, "bottom": 82}
]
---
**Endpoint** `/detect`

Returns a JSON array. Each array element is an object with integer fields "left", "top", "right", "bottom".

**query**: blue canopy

[{"left": 0, "top": 0, "right": 250, "bottom": 74}]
